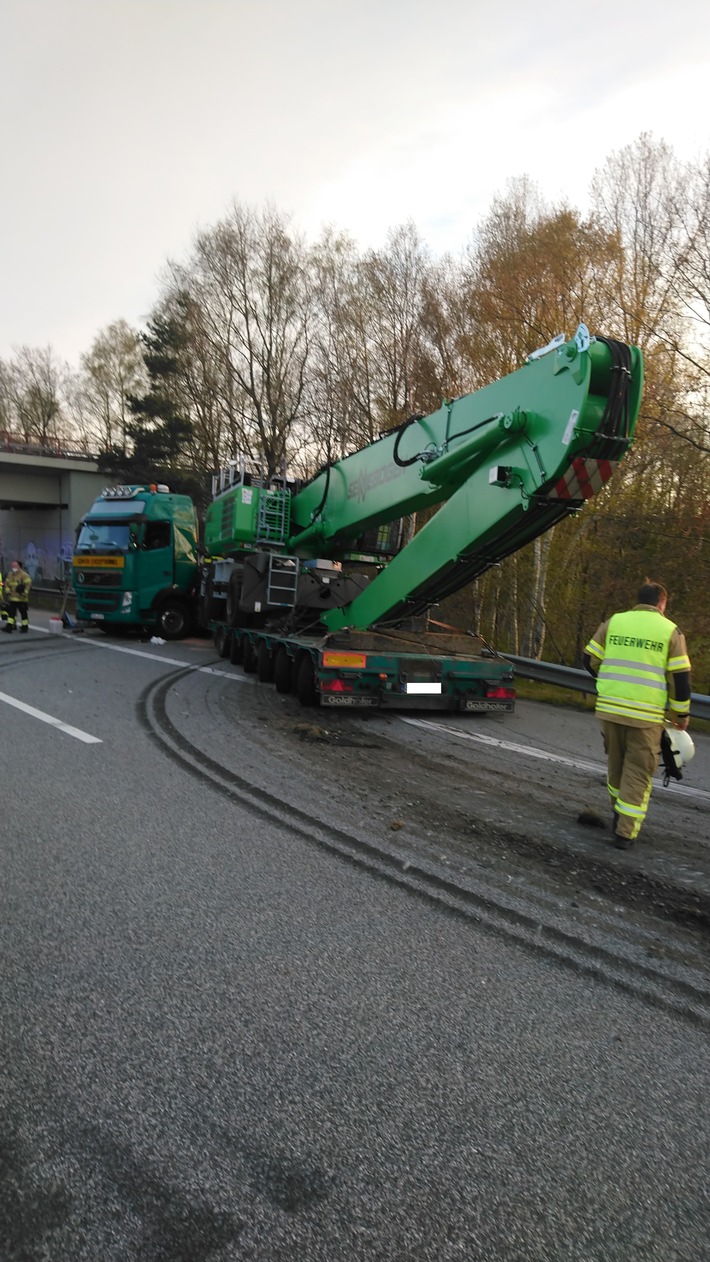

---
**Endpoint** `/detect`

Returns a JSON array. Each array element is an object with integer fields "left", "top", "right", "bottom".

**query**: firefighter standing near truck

[
  {"left": 2, "top": 560, "right": 32, "bottom": 633},
  {"left": 584, "top": 580, "right": 692, "bottom": 849}
]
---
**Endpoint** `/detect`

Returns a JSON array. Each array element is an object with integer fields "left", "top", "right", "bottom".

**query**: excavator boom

[{"left": 285, "top": 327, "right": 642, "bottom": 630}]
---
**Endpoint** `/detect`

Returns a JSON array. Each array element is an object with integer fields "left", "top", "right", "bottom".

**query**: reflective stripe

[
  {"left": 668, "top": 654, "right": 691, "bottom": 672},
  {"left": 596, "top": 699, "right": 665, "bottom": 722},
  {"left": 617, "top": 781, "right": 653, "bottom": 838},
  {"left": 585, "top": 637, "right": 604, "bottom": 659},
  {"left": 549, "top": 458, "right": 617, "bottom": 501},
  {"left": 599, "top": 670, "right": 666, "bottom": 690},
  {"left": 617, "top": 800, "right": 645, "bottom": 818},
  {"left": 599, "top": 656, "right": 666, "bottom": 678}
]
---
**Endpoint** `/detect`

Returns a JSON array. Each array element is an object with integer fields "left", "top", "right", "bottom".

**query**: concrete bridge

[{"left": 0, "top": 446, "right": 105, "bottom": 582}]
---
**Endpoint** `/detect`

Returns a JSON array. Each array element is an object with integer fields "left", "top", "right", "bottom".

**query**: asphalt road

[{"left": 1, "top": 619, "right": 709, "bottom": 1260}]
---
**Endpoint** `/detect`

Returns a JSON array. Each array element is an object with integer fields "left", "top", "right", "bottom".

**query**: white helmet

[{"left": 665, "top": 727, "right": 695, "bottom": 770}]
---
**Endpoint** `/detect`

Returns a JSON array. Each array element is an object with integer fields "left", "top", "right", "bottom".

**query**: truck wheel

[
  {"left": 274, "top": 647, "right": 293, "bottom": 694},
  {"left": 229, "top": 632, "right": 243, "bottom": 665},
  {"left": 156, "top": 600, "right": 190, "bottom": 640},
  {"left": 214, "top": 626, "right": 230, "bottom": 658},
  {"left": 296, "top": 654, "right": 316, "bottom": 706},
  {"left": 242, "top": 637, "right": 257, "bottom": 673},
  {"left": 257, "top": 642, "right": 274, "bottom": 682}
]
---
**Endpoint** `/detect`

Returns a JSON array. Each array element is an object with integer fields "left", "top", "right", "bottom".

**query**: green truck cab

[{"left": 72, "top": 483, "right": 199, "bottom": 639}]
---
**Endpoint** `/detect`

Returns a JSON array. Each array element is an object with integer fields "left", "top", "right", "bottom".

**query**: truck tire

[
  {"left": 229, "top": 631, "right": 243, "bottom": 665},
  {"left": 273, "top": 647, "right": 293, "bottom": 694},
  {"left": 156, "top": 600, "right": 190, "bottom": 641},
  {"left": 214, "top": 626, "right": 230, "bottom": 658},
  {"left": 257, "top": 642, "right": 274, "bottom": 683},
  {"left": 296, "top": 654, "right": 316, "bottom": 707},
  {"left": 242, "top": 637, "right": 257, "bottom": 673}
]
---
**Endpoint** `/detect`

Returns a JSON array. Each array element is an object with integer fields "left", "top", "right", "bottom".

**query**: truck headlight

[{"left": 121, "top": 592, "right": 133, "bottom": 612}]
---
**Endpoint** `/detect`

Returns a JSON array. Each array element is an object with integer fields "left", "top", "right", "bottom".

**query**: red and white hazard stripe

[{"left": 548, "top": 457, "right": 617, "bottom": 501}]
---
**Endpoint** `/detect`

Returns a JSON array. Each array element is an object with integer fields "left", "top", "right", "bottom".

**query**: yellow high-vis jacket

[{"left": 585, "top": 604, "right": 691, "bottom": 727}]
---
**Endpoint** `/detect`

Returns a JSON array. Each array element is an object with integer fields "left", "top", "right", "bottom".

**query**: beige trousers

[{"left": 600, "top": 721, "right": 661, "bottom": 840}]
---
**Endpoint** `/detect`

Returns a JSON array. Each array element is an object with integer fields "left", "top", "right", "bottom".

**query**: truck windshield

[{"left": 76, "top": 522, "right": 133, "bottom": 552}]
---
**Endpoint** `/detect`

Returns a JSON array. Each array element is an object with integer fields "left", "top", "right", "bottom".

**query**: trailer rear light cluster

[
  {"left": 486, "top": 685, "right": 515, "bottom": 699},
  {"left": 320, "top": 678, "right": 354, "bottom": 693}
]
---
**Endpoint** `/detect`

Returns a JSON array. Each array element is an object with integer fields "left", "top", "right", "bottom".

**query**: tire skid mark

[{"left": 137, "top": 668, "right": 710, "bottom": 1027}]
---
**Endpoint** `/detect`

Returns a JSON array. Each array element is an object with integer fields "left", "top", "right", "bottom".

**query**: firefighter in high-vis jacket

[
  {"left": 584, "top": 580, "right": 692, "bottom": 849},
  {"left": 2, "top": 560, "right": 32, "bottom": 633}
]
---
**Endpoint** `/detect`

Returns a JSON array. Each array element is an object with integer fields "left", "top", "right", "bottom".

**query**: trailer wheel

[
  {"left": 156, "top": 600, "right": 190, "bottom": 640},
  {"left": 214, "top": 625, "right": 230, "bottom": 658},
  {"left": 229, "top": 632, "right": 243, "bottom": 665},
  {"left": 296, "top": 654, "right": 316, "bottom": 706},
  {"left": 274, "top": 647, "right": 293, "bottom": 694},
  {"left": 257, "top": 642, "right": 274, "bottom": 682},
  {"left": 242, "top": 637, "right": 257, "bottom": 673}
]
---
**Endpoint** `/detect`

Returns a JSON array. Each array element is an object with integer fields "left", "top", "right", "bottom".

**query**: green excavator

[{"left": 199, "top": 325, "right": 642, "bottom": 709}]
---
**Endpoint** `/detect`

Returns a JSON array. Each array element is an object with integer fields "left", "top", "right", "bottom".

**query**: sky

[{"left": 1, "top": 0, "right": 709, "bottom": 369}]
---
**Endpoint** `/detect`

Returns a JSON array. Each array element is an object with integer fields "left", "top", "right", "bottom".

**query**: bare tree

[
  {"left": 2, "top": 346, "right": 70, "bottom": 446},
  {"left": 0, "top": 358, "right": 14, "bottom": 434},
  {"left": 590, "top": 133, "right": 710, "bottom": 456},
  {"left": 357, "top": 222, "right": 431, "bottom": 431},
  {"left": 79, "top": 320, "right": 147, "bottom": 452},
  {"left": 173, "top": 203, "right": 313, "bottom": 477},
  {"left": 303, "top": 228, "right": 370, "bottom": 471}
]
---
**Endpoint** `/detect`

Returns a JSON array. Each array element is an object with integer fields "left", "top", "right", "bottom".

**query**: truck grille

[
  {"left": 79, "top": 593, "right": 122, "bottom": 612},
  {"left": 74, "top": 569, "right": 123, "bottom": 588}
]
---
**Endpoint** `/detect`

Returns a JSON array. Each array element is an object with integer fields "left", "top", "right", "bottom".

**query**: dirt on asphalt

[{"left": 221, "top": 682, "right": 710, "bottom": 942}]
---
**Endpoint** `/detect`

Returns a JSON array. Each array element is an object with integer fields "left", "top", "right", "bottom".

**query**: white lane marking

[
  {"left": 400, "top": 716, "right": 710, "bottom": 805},
  {"left": 400, "top": 715, "right": 602, "bottom": 772},
  {"left": 0, "top": 690, "right": 102, "bottom": 743},
  {"left": 29, "top": 625, "right": 248, "bottom": 681}
]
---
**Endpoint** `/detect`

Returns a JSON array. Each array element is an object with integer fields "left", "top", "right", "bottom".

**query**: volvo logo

[{"left": 77, "top": 572, "right": 85, "bottom": 584}]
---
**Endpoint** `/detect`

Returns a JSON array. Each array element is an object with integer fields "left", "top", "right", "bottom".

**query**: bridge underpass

[{"left": 0, "top": 450, "right": 104, "bottom": 582}]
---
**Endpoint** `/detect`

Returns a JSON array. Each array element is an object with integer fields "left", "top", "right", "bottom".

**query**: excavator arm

[{"left": 286, "top": 326, "right": 643, "bottom": 631}]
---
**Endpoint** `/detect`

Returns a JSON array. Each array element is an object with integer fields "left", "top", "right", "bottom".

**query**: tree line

[{"left": 2, "top": 134, "right": 709, "bottom": 685}]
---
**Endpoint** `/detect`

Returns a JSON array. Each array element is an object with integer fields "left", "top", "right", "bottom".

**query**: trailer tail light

[
  {"left": 486, "top": 685, "right": 515, "bottom": 699},
  {"left": 321, "top": 678, "right": 355, "bottom": 693}
]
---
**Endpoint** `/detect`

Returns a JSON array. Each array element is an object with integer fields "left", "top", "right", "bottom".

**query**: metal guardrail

[{"left": 503, "top": 655, "right": 710, "bottom": 724}]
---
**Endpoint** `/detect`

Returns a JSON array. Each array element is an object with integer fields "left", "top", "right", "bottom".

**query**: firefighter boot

[{"left": 3, "top": 624, "right": 13, "bottom": 633}]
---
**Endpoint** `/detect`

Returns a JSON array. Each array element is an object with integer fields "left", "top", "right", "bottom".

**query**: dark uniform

[{"left": 3, "top": 562, "right": 32, "bottom": 632}]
